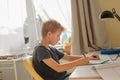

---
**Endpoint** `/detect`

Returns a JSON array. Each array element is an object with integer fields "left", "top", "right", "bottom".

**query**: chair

[{"left": 23, "top": 56, "right": 43, "bottom": 80}]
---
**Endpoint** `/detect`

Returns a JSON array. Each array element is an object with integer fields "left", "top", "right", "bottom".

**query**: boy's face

[{"left": 48, "top": 30, "right": 61, "bottom": 45}]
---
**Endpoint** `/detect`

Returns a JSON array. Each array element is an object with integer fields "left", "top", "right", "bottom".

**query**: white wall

[{"left": 97, "top": 0, "right": 120, "bottom": 48}]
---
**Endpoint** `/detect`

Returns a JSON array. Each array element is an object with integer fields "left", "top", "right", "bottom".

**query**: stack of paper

[{"left": 94, "top": 62, "right": 120, "bottom": 80}]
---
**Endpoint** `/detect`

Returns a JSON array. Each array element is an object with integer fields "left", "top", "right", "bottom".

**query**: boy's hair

[{"left": 41, "top": 19, "right": 65, "bottom": 37}]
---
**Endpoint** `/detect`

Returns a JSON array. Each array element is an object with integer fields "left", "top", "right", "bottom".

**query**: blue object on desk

[{"left": 100, "top": 48, "right": 120, "bottom": 54}]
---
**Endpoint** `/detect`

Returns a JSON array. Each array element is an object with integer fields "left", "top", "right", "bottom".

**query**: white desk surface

[
  {"left": 69, "top": 65, "right": 102, "bottom": 80},
  {"left": 69, "top": 54, "right": 113, "bottom": 80}
]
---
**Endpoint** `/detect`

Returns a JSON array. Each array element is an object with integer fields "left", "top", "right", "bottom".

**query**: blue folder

[{"left": 100, "top": 48, "right": 120, "bottom": 54}]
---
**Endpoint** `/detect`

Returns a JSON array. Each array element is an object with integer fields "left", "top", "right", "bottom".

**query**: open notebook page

[
  {"left": 89, "top": 59, "right": 110, "bottom": 65},
  {"left": 93, "top": 62, "right": 120, "bottom": 80}
]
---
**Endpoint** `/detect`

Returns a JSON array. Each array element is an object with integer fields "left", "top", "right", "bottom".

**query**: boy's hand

[
  {"left": 89, "top": 54, "right": 100, "bottom": 60},
  {"left": 80, "top": 57, "right": 90, "bottom": 65}
]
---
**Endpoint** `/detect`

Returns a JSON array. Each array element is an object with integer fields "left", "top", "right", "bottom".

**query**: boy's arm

[
  {"left": 62, "top": 54, "right": 83, "bottom": 61},
  {"left": 62, "top": 53, "right": 100, "bottom": 61},
  {"left": 42, "top": 57, "right": 89, "bottom": 72}
]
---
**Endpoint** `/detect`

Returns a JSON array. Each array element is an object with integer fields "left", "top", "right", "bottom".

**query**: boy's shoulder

[{"left": 34, "top": 44, "right": 46, "bottom": 50}]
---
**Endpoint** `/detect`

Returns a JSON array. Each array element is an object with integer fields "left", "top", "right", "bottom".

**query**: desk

[
  {"left": 69, "top": 54, "right": 113, "bottom": 80},
  {"left": 69, "top": 65, "right": 102, "bottom": 80}
]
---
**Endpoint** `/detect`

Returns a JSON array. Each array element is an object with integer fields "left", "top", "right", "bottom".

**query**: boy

[{"left": 32, "top": 19, "right": 100, "bottom": 80}]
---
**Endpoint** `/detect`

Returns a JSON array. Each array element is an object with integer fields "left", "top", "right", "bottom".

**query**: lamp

[
  {"left": 100, "top": 8, "right": 120, "bottom": 60},
  {"left": 100, "top": 8, "right": 120, "bottom": 21}
]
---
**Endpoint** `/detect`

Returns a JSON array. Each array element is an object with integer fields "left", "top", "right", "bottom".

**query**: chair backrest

[{"left": 23, "top": 56, "right": 43, "bottom": 80}]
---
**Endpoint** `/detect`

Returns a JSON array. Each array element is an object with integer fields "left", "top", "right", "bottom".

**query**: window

[
  {"left": 0, "top": 0, "right": 72, "bottom": 55},
  {"left": 33, "top": 0, "right": 72, "bottom": 44},
  {"left": 0, "top": 0, "right": 27, "bottom": 55}
]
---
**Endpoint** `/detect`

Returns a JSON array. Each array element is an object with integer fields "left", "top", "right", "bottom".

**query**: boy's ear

[{"left": 47, "top": 32, "right": 52, "bottom": 37}]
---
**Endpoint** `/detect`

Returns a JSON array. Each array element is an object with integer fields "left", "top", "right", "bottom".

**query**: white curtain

[
  {"left": 25, "top": 0, "right": 39, "bottom": 49},
  {"left": 71, "top": 0, "right": 111, "bottom": 55},
  {"left": 0, "top": 0, "right": 27, "bottom": 55},
  {"left": 33, "top": 0, "right": 72, "bottom": 43}
]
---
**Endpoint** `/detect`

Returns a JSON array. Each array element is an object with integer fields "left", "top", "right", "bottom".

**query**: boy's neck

[{"left": 41, "top": 39, "right": 49, "bottom": 49}]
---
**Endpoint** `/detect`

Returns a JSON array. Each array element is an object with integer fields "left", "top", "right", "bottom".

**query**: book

[
  {"left": 93, "top": 62, "right": 120, "bottom": 80},
  {"left": 0, "top": 53, "right": 25, "bottom": 60}
]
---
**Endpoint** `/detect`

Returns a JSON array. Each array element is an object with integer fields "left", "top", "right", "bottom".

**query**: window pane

[
  {"left": 33, "top": 0, "right": 72, "bottom": 43},
  {"left": 0, "top": 0, "right": 27, "bottom": 55}
]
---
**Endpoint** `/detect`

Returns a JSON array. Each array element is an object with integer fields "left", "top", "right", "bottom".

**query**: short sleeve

[
  {"left": 36, "top": 46, "right": 51, "bottom": 62},
  {"left": 50, "top": 47, "right": 65, "bottom": 59}
]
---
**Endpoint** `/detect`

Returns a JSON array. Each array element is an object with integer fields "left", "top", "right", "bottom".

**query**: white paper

[
  {"left": 89, "top": 59, "right": 110, "bottom": 65},
  {"left": 94, "top": 62, "right": 120, "bottom": 80}
]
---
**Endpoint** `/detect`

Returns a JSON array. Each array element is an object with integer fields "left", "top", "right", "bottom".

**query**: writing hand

[
  {"left": 89, "top": 54, "right": 100, "bottom": 60},
  {"left": 80, "top": 57, "right": 90, "bottom": 65}
]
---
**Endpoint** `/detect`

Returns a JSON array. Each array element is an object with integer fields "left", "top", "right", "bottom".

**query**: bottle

[{"left": 65, "top": 43, "right": 71, "bottom": 55}]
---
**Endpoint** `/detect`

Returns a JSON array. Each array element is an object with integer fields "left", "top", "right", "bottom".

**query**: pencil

[
  {"left": 83, "top": 53, "right": 86, "bottom": 57},
  {"left": 100, "top": 60, "right": 109, "bottom": 64}
]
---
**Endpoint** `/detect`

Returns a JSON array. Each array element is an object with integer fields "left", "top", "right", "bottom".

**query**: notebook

[
  {"left": 93, "top": 62, "right": 120, "bottom": 80},
  {"left": 89, "top": 59, "right": 110, "bottom": 65}
]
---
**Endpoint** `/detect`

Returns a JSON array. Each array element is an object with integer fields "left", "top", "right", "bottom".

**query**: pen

[{"left": 100, "top": 60, "right": 109, "bottom": 64}]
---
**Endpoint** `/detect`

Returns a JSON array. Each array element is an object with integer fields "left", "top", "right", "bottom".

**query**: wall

[{"left": 97, "top": 0, "right": 120, "bottom": 48}]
